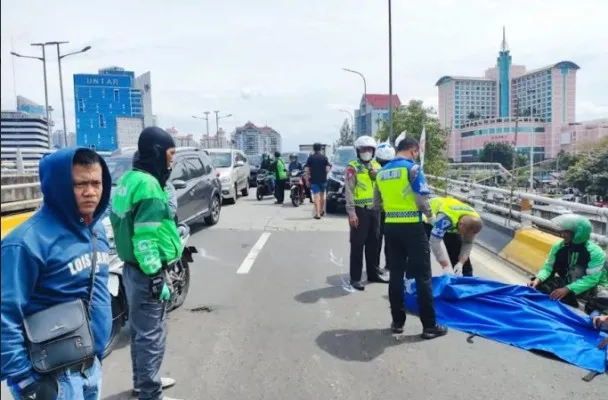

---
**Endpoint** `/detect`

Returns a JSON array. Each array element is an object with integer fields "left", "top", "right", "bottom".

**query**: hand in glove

[
  {"left": 441, "top": 265, "right": 454, "bottom": 275},
  {"left": 149, "top": 272, "right": 172, "bottom": 302},
  {"left": 453, "top": 262, "right": 464, "bottom": 276},
  {"left": 12, "top": 375, "right": 58, "bottom": 400}
]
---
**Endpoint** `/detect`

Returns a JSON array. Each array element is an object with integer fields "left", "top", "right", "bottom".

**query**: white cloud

[{"left": 1, "top": 0, "right": 607, "bottom": 150}]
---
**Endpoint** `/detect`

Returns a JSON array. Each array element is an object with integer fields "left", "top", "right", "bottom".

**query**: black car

[
  {"left": 248, "top": 154, "right": 262, "bottom": 187},
  {"left": 325, "top": 146, "right": 357, "bottom": 214},
  {"left": 105, "top": 147, "right": 222, "bottom": 226}
]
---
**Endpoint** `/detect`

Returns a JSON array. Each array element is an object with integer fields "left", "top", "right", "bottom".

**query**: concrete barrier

[
  {"left": 499, "top": 228, "right": 562, "bottom": 276},
  {"left": 1, "top": 211, "right": 35, "bottom": 240}
]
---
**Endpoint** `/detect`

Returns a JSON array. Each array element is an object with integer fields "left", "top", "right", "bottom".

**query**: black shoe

[
  {"left": 391, "top": 322, "right": 404, "bottom": 334},
  {"left": 421, "top": 324, "right": 448, "bottom": 340},
  {"left": 313, "top": 214, "right": 321, "bottom": 220},
  {"left": 351, "top": 281, "right": 365, "bottom": 291},
  {"left": 367, "top": 275, "right": 389, "bottom": 284}
]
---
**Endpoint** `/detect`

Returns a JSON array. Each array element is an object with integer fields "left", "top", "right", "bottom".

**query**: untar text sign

[{"left": 73, "top": 74, "right": 132, "bottom": 88}]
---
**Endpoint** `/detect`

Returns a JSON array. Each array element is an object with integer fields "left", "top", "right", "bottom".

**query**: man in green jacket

[
  {"left": 272, "top": 151, "right": 287, "bottom": 204},
  {"left": 110, "top": 127, "right": 183, "bottom": 400},
  {"left": 528, "top": 214, "right": 607, "bottom": 310}
]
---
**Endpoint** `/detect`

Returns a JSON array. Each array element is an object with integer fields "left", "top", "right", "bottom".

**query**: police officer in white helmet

[
  {"left": 375, "top": 143, "right": 396, "bottom": 273},
  {"left": 344, "top": 136, "right": 388, "bottom": 290}
]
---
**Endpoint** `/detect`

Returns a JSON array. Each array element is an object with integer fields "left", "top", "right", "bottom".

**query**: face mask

[{"left": 360, "top": 152, "right": 373, "bottom": 162}]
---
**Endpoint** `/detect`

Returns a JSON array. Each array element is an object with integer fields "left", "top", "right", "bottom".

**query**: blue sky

[{"left": 1, "top": 0, "right": 607, "bottom": 150}]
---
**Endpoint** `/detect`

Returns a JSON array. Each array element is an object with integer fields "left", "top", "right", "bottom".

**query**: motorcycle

[
  {"left": 102, "top": 220, "right": 197, "bottom": 359},
  {"left": 255, "top": 169, "right": 275, "bottom": 201},
  {"left": 289, "top": 169, "right": 306, "bottom": 207}
]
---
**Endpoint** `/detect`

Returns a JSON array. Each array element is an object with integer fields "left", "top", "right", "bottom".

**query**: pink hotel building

[{"left": 436, "top": 30, "right": 607, "bottom": 162}]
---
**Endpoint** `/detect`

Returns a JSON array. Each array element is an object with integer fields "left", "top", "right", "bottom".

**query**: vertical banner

[
  {"left": 394, "top": 131, "right": 407, "bottom": 147},
  {"left": 419, "top": 125, "right": 427, "bottom": 168}
]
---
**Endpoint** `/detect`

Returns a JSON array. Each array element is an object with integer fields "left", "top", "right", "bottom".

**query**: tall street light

[
  {"left": 192, "top": 112, "right": 210, "bottom": 136},
  {"left": 214, "top": 111, "right": 232, "bottom": 135},
  {"left": 11, "top": 43, "right": 51, "bottom": 148},
  {"left": 48, "top": 41, "right": 91, "bottom": 147},
  {"left": 342, "top": 68, "right": 367, "bottom": 135},
  {"left": 387, "top": 0, "right": 394, "bottom": 142}
]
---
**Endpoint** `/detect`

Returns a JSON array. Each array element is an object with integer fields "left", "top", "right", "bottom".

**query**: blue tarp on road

[{"left": 404, "top": 275, "right": 607, "bottom": 373}]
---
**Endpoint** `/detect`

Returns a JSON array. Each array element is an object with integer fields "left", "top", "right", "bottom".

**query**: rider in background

[
  {"left": 288, "top": 153, "right": 303, "bottom": 173},
  {"left": 528, "top": 214, "right": 608, "bottom": 310}
]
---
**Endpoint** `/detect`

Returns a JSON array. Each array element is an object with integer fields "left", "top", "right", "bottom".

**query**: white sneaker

[{"left": 132, "top": 377, "right": 176, "bottom": 394}]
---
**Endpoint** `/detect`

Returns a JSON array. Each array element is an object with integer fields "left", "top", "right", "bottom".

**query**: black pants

[
  {"left": 385, "top": 222, "right": 437, "bottom": 329},
  {"left": 275, "top": 179, "right": 285, "bottom": 203},
  {"left": 423, "top": 224, "right": 473, "bottom": 276},
  {"left": 350, "top": 207, "right": 381, "bottom": 282},
  {"left": 377, "top": 212, "right": 389, "bottom": 270}
]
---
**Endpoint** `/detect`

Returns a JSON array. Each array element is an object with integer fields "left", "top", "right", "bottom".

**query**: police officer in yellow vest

[
  {"left": 344, "top": 136, "right": 388, "bottom": 291},
  {"left": 424, "top": 196, "right": 483, "bottom": 276},
  {"left": 373, "top": 137, "right": 448, "bottom": 339}
]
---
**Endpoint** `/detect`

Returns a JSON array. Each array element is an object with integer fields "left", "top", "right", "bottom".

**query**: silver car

[{"left": 207, "top": 149, "right": 251, "bottom": 203}]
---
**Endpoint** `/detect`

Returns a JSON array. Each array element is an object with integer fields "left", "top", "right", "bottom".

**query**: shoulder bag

[{"left": 23, "top": 233, "right": 98, "bottom": 373}]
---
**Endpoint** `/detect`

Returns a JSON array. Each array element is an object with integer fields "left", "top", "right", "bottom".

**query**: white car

[{"left": 207, "top": 149, "right": 251, "bottom": 203}]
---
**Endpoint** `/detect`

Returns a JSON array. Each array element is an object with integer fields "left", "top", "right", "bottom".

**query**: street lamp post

[
  {"left": 12, "top": 44, "right": 51, "bottom": 148},
  {"left": 527, "top": 89, "right": 537, "bottom": 191},
  {"left": 387, "top": 0, "right": 394, "bottom": 142},
  {"left": 48, "top": 41, "right": 91, "bottom": 147},
  {"left": 342, "top": 68, "right": 367, "bottom": 136},
  {"left": 214, "top": 111, "right": 232, "bottom": 135},
  {"left": 192, "top": 112, "right": 211, "bottom": 136}
]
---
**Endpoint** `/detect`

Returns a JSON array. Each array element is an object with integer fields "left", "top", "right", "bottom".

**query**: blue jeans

[
  {"left": 123, "top": 264, "right": 168, "bottom": 400},
  {"left": 9, "top": 358, "right": 102, "bottom": 400}
]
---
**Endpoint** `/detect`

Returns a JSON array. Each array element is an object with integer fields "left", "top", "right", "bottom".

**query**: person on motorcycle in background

[
  {"left": 288, "top": 153, "right": 303, "bottom": 173},
  {"left": 260, "top": 153, "right": 275, "bottom": 192},
  {"left": 375, "top": 142, "right": 396, "bottom": 273},
  {"left": 528, "top": 214, "right": 608, "bottom": 311},
  {"left": 110, "top": 127, "right": 183, "bottom": 400}
]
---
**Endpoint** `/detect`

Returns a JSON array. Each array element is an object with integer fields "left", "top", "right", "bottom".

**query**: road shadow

[
  {"left": 103, "top": 390, "right": 132, "bottom": 400},
  {"left": 316, "top": 328, "right": 424, "bottom": 362},
  {"left": 294, "top": 274, "right": 352, "bottom": 304}
]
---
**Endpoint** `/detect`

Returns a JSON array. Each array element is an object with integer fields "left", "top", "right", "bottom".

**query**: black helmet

[{"left": 289, "top": 153, "right": 297, "bottom": 161}]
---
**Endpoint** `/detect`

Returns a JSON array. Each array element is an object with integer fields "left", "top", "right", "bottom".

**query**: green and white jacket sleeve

[
  {"left": 132, "top": 181, "right": 169, "bottom": 275},
  {"left": 567, "top": 242, "right": 607, "bottom": 295},
  {"left": 536, "top": 242, "right": 561, "bottom": 282}
]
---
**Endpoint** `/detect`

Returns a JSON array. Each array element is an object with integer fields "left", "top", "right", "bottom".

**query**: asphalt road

[{"left": 2, "top": 193, "right": 606, "bottom": 399}]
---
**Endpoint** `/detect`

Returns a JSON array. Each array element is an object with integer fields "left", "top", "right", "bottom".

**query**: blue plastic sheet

[{"left": 404, "top": 275, "right": 607, "bottom": 373}]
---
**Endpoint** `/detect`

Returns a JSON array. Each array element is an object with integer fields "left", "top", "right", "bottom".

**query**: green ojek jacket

[{"left": 110, "top": 170, "right": 183, "bottom": 275}]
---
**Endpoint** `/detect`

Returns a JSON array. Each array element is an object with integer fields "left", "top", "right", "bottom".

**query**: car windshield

[
  {"left": 332, "top": 148, "right": 356, "bottom": 165},
  {"left": 106, "top": 156, "right": 133, "bottom": 185},
  {"left": 208, "top": 152, "right": 233, "bottom": 168},
  {"left": 249, "top": 155, "right": 262, "bottom": 167}
]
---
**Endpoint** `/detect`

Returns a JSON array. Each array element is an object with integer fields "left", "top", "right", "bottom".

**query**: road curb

[
  {"left": 499, "top": 228, "right": 561, "bottom": 275},
  {"left": 1, "top": 211, "right": 35, "bottom": 239}
]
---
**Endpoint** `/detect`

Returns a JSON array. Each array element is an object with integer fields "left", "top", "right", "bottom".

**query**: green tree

[
  {"left": 565, "top": 140, "right": 608, "bottom": 196},
  {"left": 335, "top": 118, "right": 354, "bottom": 147},
  {"left": 376, "top": 100, "right": 449, "bottom": 176},
  {"left": 479, "top": 142, "right": 514, "bottom": 170},
  {"left": 555, "top": 150, "right": 580, "bottom": 171}
]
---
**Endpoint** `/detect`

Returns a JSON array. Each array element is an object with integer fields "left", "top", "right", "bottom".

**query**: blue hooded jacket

[{"left": 1, "top": 148, "right": 112, "bottom": 383}]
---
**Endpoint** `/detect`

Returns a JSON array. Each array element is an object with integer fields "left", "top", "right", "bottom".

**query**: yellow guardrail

[
  {"left": 1, "top": 212, "right": 35, "bottom": 240},
  {"left": 499, "top": 228, "right": 562, "bottom": 275}
]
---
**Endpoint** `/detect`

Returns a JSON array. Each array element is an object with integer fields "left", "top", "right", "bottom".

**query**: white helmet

[
  {"left": 354, "top": 135, "right": 377, "bottom": 149},
  {"left": 376, "top": 143, "right": 395, "bottom": 162}
]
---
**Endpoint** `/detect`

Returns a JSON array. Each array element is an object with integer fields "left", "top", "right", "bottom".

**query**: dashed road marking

[{"left": 236, "top": 232, "right": 271, "bottom": 274}]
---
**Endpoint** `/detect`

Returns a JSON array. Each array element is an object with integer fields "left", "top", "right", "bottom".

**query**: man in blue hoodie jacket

[{"left": 1, "top": 148, "right": 112, "bottom": 400}]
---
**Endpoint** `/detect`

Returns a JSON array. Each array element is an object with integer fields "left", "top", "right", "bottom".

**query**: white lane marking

[{"left": 236, "top": 232, "right": 271, "bottom": 274}]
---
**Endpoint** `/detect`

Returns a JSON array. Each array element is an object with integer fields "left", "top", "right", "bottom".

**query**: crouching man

[
  {"left": 423, "top": 196, "right": 483, "bottom": 276},
  {"left": 528, "top": 215, "right": 608, "bottom": 310}
]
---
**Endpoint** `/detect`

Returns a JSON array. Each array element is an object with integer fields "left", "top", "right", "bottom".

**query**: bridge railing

[{"left": 1, "top": 147, "right": 112, "bottom": 175}]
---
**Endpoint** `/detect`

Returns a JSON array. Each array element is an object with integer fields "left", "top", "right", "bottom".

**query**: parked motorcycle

[
  {"left": 289, "top": 169, "right": 306, "bottom": 207},
  {"left": 102, "top": 220, "right": 197, "bottom": 359},
  {"left": 256, "top": 169, "right": 275, "bottom": 201}
]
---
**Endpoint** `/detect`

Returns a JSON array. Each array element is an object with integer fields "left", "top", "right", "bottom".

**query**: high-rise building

[
  {"left": 233, "top": 122, "right": 282, "bottom": 156},
  {"left": 354, "top": 94, "right": 401, "bottom": 137},
  {"left": 436, "top": 28, "right": 583, "bottom": 162},
  {"left": 73, "top": 66, "right": 153, "bottom": 151},
  {"left": 16, "top": 95, "right": 46, "bottom": 118},
  {"left": 1, "top": 110, "right": 50, "bottom": 161},
  {"left": 200, "top": 128, "right": 230, "bottom": 149}
]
